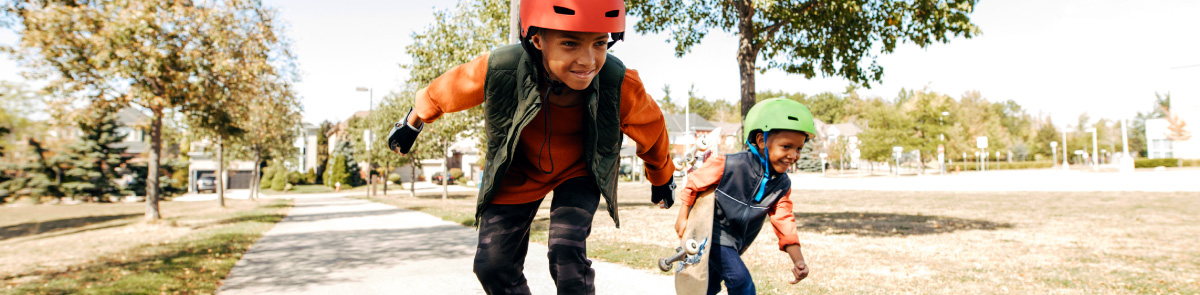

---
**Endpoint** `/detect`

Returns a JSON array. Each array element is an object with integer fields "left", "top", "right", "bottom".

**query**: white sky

[{"left": 2, "top": 0, "right": 1198, "bottom": 126}]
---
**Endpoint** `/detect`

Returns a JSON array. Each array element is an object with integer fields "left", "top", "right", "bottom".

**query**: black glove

[
  {"left": 387, "top": 108, "right": 423, "bottom": 154},
  {"left": 651, "top": 178, "right": 676, "bottom": 209}
]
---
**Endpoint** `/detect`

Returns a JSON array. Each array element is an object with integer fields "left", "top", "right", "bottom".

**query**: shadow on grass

[
  {"left": 3, "top": 214, "right": 281, "bottom": 294},
  {"left": 216, "top": 214, "right": 288, "bottom": 225},
  {"left": 0, "top": 214, "right": 141, "bottom": 241},
  {"left": 794, "top": 212, "right": 1013, "bottom": 237}
]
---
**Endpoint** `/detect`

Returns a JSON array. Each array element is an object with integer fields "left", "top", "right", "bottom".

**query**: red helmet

[{"left": 519, "top": 0, "right": 626, "bottom": 45}]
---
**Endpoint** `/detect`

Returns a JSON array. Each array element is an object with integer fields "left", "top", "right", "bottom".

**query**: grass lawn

[
  {"left": 363, "top": 182, "right": 1200, "bottom": 295},
  {"left": 259, "top": 184, "right": 334, "bottom": 195},
  {"left": 1, "top": 199, "right": 292, "bottom": 294}
]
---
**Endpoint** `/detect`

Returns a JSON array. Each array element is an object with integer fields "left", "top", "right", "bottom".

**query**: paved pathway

[{"left": 217, "top": 196, "right": 674, "bottom": 294}]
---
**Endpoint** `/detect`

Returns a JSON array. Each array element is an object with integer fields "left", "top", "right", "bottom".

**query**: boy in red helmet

[{"left": 386, "top": 0, "right": 675, "bottom": 294}]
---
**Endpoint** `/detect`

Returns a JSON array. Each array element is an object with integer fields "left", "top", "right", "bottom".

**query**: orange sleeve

[
  {"left": 413, "top": 53, "right": 489, "bottom": 123},
  {"left": 769, "top": 189, "right": 801, "bottom": 251},
  {"left": 619, "top": 69, "right": 675, "bottom": 186},
  {"left": 678, "top": 154, "right": 725, "bottom": 207}
]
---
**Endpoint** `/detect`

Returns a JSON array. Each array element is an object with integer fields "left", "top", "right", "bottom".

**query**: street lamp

[
  {"left": 1050, "top": 141, "right": 1058, "bottom": 167},
  {"left": 356, "top": 87, "right": 374, "bottom": 197}
]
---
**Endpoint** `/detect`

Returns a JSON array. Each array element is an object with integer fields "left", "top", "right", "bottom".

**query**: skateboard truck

[{"left": 658, "top": 238, "right": 703, "bottom": 272}]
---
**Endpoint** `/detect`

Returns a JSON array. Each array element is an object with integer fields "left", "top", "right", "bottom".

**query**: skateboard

[{"left": 658, "top": 188, "right": 716, "bottom": 295}]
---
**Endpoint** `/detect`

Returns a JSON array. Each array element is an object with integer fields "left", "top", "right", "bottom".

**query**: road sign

[
  {"left": 937, "top": 144, "right": 945, "bottom": 154},
  {"left": 976, "top": 136, "right": 988, "bottom": 149},
  {"left": 818, "top": 153, "right": 828, "bottom": 159}
]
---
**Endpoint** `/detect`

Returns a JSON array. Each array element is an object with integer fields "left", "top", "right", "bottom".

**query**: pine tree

[
  {"left": 796, "top": 144, "right": 822, "bottom": 172},
  {"left": 62, "top": 102, "right": 131, "bottom": 202}
]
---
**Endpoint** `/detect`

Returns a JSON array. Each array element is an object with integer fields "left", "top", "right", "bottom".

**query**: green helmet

[{"left": 743, "top": 98, "right": 817, "bottom": 142}]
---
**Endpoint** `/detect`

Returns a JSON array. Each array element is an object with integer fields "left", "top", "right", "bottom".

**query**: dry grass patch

[
  {"left": 359, "top": 183, "right": 1200, "bottom": 294},
  {"left": 0, "top": 199, "right": 291, "bottom": 294}
]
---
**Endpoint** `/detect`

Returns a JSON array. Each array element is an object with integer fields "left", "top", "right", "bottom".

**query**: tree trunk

[
  {"left": 146, "top": 107, "right": 163, "bottom": 220},
  {"left": 217, "top": 137, "right": 225, "bottom": 207},
  {"left": 383, "top": 162, "right": 388, "bottom": 196},
  {"left": 252, "top": 151, "right": 261, "bottom": 200},
  {"left": 736, "top": 0, "right": 758, "bottom": 121}
]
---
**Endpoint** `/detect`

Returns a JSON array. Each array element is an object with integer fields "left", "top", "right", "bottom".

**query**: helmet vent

[
  {"left": 553, "top": 6, "right": 576, "bottom": 15},
  {"left": 787, "top": 116, "right": 799, "bottom": 121},
  {"left": 605, "top": 10, "right": 619, "bottom": 17}
]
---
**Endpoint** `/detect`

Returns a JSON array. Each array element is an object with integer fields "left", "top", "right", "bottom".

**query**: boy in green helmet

[{"left": 674, "top": 98, "right": 815, "bottom": 294}]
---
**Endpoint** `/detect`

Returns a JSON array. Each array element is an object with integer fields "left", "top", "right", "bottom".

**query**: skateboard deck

[{"left": 658, "top": 189, "right": 716, "bottom": 295}]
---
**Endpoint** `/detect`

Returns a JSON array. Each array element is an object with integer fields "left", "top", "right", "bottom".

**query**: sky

[{"left": 2, "top": 0, "right": 1198, "bottom": 127}]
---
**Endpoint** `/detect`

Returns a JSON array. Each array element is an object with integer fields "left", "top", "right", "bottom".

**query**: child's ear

[
  {"left": 755, "top": 132, "right": 765, "bottom": 148},
  {"left": 531, "top": 33, "right": 544, "bottom": 51}
]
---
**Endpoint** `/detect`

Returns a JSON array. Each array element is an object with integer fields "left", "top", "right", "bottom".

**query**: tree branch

[{"left": 751, "top": 1, "right": 818, "bottom": 55}]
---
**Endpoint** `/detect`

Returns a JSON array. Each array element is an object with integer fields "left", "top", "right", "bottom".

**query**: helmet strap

[{"left": 747, "top": 131, "right": 771, "bottom": 202}]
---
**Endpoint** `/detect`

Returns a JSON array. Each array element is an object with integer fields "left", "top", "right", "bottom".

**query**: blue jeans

[{"left": 707, "top": 245, "right": 756, "bottom": 295}]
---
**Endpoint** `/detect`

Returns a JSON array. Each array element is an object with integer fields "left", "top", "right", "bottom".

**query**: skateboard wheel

[
  {"left": 684, "top": 239, "right": 701, "bottom": 255},
  {"left": 658, "top": 258, "right": 673, "bottom": 272}
]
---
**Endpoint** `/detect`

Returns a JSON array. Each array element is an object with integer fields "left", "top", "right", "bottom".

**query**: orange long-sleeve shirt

[
  {"left": 413, "top": 53, "right": 674, "bottom": 205},
  {"left": 678, "top": 154, "right": 801, "bottom": 251}
]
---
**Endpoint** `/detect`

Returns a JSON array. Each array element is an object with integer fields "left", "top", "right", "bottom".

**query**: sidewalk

[{"left": 217, "top": 196, "right": 674, "bottom": 294}]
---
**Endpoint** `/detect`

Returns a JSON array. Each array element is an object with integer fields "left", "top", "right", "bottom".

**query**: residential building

[{"left": 1146, "top": 93, "right": 1198, "bottom": 159}]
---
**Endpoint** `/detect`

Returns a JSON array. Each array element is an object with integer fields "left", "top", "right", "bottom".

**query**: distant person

[
  {"left": 385, "top": 0, "right": 675, "bottom": 294},
  {"left": 675, "top": 98, "right": 814, "bottom": 294}
]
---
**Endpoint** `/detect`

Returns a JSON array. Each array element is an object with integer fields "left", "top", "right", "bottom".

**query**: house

[
  {"left": 186, "top": 139, "right": 255, "bottom": 192},
  {"left": 664, "top": 113, "right": 717, "bottom": 156},
  {"left": 813, "top": 119, "right": 864, "bottom": 166},
  {"left": 297, "top": 122, "right": 319, "bottom": 173},
  {"left": 1146, "top": 93, "right": 1198, "bottom": 159}
]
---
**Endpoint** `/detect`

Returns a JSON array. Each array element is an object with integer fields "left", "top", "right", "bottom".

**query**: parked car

[
  {"left": 431, "top": 172, "right": 457, "bottom": 184},
  {"left": 197, "top": 176, "right": 217, "bottom": 193}
]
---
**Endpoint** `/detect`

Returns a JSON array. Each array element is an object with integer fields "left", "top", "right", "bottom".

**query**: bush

[
  {"left": 327, "top": 155, "right": 349, "bottom": 188},
  {"left": 271, "top": 169, "right": 288, "bottom": 191},
  {"left": 306, "top": 168, "right": 318, "bottom": 185},
  {"left": 1135, "top": 158, "right": 1180, "bottom": 168},
  {"left": 287, "top": 171, "right": 304, "bottom": 185},
  {"left": 259, "top": 167, "right": 274, "bottom": 190},
  {"left": 387, "top": 173, "right": 401, "bottom": 183}
]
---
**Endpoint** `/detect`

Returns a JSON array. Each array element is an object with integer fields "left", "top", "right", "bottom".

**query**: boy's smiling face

[
  {"left": 753, "top": 129, "right": 809, "bottom": 174},
  {"left": 531, "top": 29, "right": 609, "bottom": 90}
]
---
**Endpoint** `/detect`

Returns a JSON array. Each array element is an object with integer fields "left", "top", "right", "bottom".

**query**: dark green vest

[{"left": 477, "top": 44, "right": 627, "bottom": 227}]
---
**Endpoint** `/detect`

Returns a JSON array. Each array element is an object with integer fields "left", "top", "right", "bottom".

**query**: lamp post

[
  {"left": 356, "top": 87, "right": 374, "bottom": 197},
  {"left": 1050, "top": 141, "right": 1058, "bottom": 167}
]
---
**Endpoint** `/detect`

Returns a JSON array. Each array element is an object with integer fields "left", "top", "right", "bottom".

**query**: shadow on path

[
  {"left": 218, "top": 198, "right": 479, "bottom": 294},
  {"left": 794, "top": 212, "right": 1012, "bottom": 237}
]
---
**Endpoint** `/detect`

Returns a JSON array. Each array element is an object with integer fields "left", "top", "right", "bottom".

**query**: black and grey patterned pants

[{"left": 473, "top": 177, "right": 600, "bottom": 295}]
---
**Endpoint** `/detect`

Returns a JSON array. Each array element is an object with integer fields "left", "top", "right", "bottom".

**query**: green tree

[
  {"left": 627, "top": 0, "right": 980, "bottom": 119},
  {"left": 856, "top": 98, "right": 915, "bottom": 163},
  {"left": 402, "top": 0, "right": 507, "bottom": 200},
  {"left": 316, "top": 120, "right": 334, "bottom": 183},
  {"left": 658, "top": 85, "right": 680, "bottom": 115},
  {"left": 5, "top": 0, "right": 290, "bottom": 219},
  {"left": 61, "top": 101, "right": 132, "bottom": 202}
]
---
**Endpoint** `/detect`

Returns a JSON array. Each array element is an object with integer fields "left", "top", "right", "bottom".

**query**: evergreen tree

[
  {"left": 796, "top": 144, "right": 822, "bottom": 172},
  {"left": 61, "top": 102, "right": 132, "bottom": 202}
]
